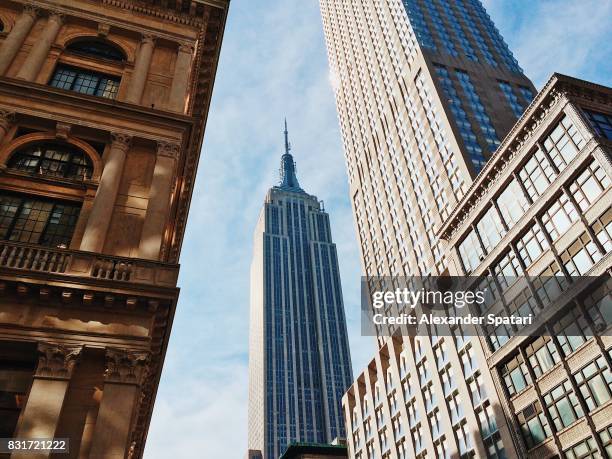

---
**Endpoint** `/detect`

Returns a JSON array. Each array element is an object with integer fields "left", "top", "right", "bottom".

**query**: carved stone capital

[
  {"left": 22, "top": 3, "right": 40, "bottom": 19},
  {"left": 46, "top": 10, "right": 65, "bottom": 25},
  {"left": 157, "top": 140, "right": 180, "bottom": 159},
  {"left": 97, "top": 23, "right": 111, "bottom": 37},
  {"left": 104, "top": 348, "right": 149, "bottom": 385},
  {"left": 141, "top": 34, "right": 156, "bottom": 45},
  {"left": 35, "top": 343, "right": 83, "bottom": 380},
  {"left": 55, "top": 121, "right": 71, "bottom": 140},
  {"left": 0, "top": 109, "right": 15, "bottom": 131},
  {"left": 111, "top": 132, "right": 133, "bottom": 152},
  {"left": 178, "top": 42, "right": 194, "bottom": 54}
]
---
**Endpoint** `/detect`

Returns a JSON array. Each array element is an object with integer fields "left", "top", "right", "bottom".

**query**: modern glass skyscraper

[
  {"left": 248, "top": 124, "right": 353, "bottom": 459},
  {"left": 318, "top": 0, "right": 543, "bottom": 458}
]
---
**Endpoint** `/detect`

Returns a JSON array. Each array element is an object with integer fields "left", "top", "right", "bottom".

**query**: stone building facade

[
  {"left": 440, "top": 74, "right": 612, "bottom": 458},
  {"left": 0, "top": 0, "right": 228, "bottom": 458}
]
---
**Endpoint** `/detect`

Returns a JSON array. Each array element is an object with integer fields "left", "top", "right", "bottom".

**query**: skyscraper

[
  {"left": 248, "top": 123, "right": 353, "bottom": 459},
  {"left": 0, "top": 0, "right": 228, "bottom": 457},
  {"left": 318, "top": 0, "right": 543, "bottom": 457}
]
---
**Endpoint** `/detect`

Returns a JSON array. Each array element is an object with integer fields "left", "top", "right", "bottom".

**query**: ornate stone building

[{"left": 0, "top": 0, "right": 228, "bottom": 458}]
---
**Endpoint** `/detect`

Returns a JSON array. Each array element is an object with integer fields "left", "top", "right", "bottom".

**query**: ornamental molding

[
  {"left": 156, "top": 140, "right": 180, "bottom": 159},
  {"left": 104, "top": 348, "right": 150, "bottom": 385},
  {"left": 22, "top": 3, "right": 41, "bottom": 18},
  {"left": 0, "top": 109, "right": 15, "bottom": 130},
  {"left": 35, "top": 343, "right": 83, "bottom": 380},
  {"left": 111, "top": 132, "right": 133, "bottom": 151}
]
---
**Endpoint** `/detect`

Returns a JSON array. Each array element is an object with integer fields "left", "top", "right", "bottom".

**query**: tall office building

[
  {"left": 318, "top": 0, "right": 539, "bottom": 458},
  {"left": 248, "top": 124, "right": 353, "bottom": 459},
  {"left": 0, "top": 0, "right": 228, "bottom": 457}
]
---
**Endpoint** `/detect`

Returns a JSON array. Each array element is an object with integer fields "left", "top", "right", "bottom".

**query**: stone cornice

[{"left": 438, "top": 73, "right": 612, "bottom": 242}]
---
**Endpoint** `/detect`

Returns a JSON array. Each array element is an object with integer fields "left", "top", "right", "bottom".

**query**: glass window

[
  {"left": 542, "top": 115, "right": 584, "bottom": 170},
  {"left": 518, "top": 148, "right": 557, "bottom": 200},
  {"left": 569, "top": 159, "right": 610, "bottom": 211},
  {"left": 50, "top": 65, "right": 120, "bottom": 99},
  {"left": 540, "top": 193, "right": 579, "bottom": 241},
  {"left": 573, "top": 356, "right": 612, "bottom": 411},
  {"left": 66, "top": 39, "right": 126, "bottom": 61},
  {"left": 515, "top": 223, "right": 549, "bottom": 267},
  {"left": 492, "top": 250, "right": 523, "bottom": 290},
  {"left": 496, "top": 179, "right": 529, "bottom": 226},
  {"left": 8, "top": 142, "right": 93, "bottom": 180},
  {"left": 476, "top": 402, "right": 498, "bottom": 439},
  {"left": 552, "top": 307, "right": 592, "bottom": 355},
  {"left": 584, "top": 278, "right": 612, "bottom": 332},
  {"left": 591, "top": 207, "right": 612, "bottom": 254},
  {"left": 543, "top": 380, "right": 584, "bottom": 430},
  {"left": 584, "top": 109, "right": 612, "bottom": 139},
  {"left": 498, "top": 81, "right": 524, "bottom": 118},
  {"left": 476, "top": 206, "right": 506, "bottom": 253},
  {"left": 559, "top": 233, "right": 601, "bottom": 276},
  {"left": 533, "top": 261, "right": 568, "bottom": 304},
  {"left": 599, "top": 426, "right": 612, "bottom": 458},
  {"left": 458, "top": 228, "right": 484, "bottom": 274},
  {"left": 525, "top": 336, "right": 560, "bottom": 378},
  {"left": 517, "top": 401, "right": 551, "bottom": 448},
  {"left": 501, "top": 354, "right": 532, "bottom": 396},
  {"left": 0, "top": 355, "right": 35, "bottom": 437},
  {"left": 0, "top": 193, "right": 80, "bottom": 248},
  {"left": 564, "top": 437, "right": 598, "bottom": 459}
]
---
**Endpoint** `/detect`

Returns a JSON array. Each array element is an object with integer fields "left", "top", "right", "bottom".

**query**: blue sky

[{"left": 144, "top": 1, "right": 611, "bottom": 457}]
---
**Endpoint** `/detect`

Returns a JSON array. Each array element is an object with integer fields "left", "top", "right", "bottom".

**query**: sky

[{"left": 144, "top": 1, "right": 612, "bottom": 457}]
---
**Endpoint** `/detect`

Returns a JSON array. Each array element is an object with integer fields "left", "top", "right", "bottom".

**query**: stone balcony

[{"left": 0, "top": 240, "right": 179, "bottom": 289}]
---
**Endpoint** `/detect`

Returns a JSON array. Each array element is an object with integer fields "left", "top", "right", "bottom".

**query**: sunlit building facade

[
  {"left": 248, "top": 127, "right": 353, "bottom": 459},
  {"left": 318, "top": 0, "right": 538, "bottom": 457},
  {"left": 0, "top": 0, "right": 228, "bottom": 457},
  {"left": 441, "top": 74, "right": 612, "bottom": 458}
]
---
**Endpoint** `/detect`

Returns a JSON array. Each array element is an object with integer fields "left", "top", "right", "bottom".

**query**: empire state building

[{"left": 248, "top": 123, "right": 353, "bottom": 459}]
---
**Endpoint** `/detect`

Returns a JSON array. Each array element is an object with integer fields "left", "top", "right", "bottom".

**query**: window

[
  {"left": 66, "top": 39, "right": 126, "bottom": 62},
  {"left": 453, "top": 420, "right": 473, "bottom": 455},
  {"left": 599, "top": 426, "right": 612, "bottom": 458},
  {"left": 591, "top": 208, "right": 612, "bottom": 253},
  {"left": 559, "top": 233, "right": 601, "bottom": 276},
  {"left": 476, "top": 206, "right": 506, "bottom": 253},
  {"left": 501, "top": 354, "right": 531, "bottom": 396},
  {"left": 467, "top": 372, "right": 486, "bottom": 406},
  {"left": 569, "top": 160, "right": 610, "bottom": 211},
  {"left": 584, "top": 278, "right": 612, "bottom": 331},
  {"left": 515, "top": 223, "right": 549, "bottom": 267},
  {"left": 552, "top": 307, "right": 592, "bottom": 355},
  {"left": 563, "top": 437, "right": 598, "bottom": 459},
  {"left": 483, "top": 431, "right": 506, "bottom": 459},
  {"left": 525, "top": 337, "right": 560, "bottom": 378},
  {"left": 476, "top": 402, "right": 498, "bottom": 439},
  {"left": 518, "top": 148, "right": 556, "bottom": 200},
  {"left": 543, "top": 380, "right": 584, "bottom": 430},
  {"left": 542, "top": 115, "right": 584, "bottom": 170},
  {"left": 540, "top": 193, "right": 579, "bottom": 241},
  {"left": 584, "top": 109, "right": 612, "bottom": 139},
  {"left": 574, "top": 356, "right": 612, "bottom": 411},
  {"left": 496, "top": 179, "right": 529, "bottom": 226},
  {"left": 458, "top": 229, "right": 484, "bottom": 274},
  {"left": 8, "top": 142, "right": 93, "bottom": 180},
  {"left": 0, "top": 348, "right": 35, "bottom": 437},
  {"left": 50, "top": 65, "right": 120, "bottom": 99},
  {"left": 492, "top": 250, "right": 523, "bottom": 290},
  {"left": 518, "top": 402, "right": 552, "bottom": 448},
  {"left": 0, "top": 193, "right": 80, "bottom": 247},
  {"left": 498, "top": 81, "right": 524, "bottom": 118},
  {"left": 428, "top": 408, "right": 442, "bottom": 439}
]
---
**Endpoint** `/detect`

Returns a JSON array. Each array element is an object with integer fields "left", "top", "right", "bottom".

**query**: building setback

[
  {"left": 248, "top": 125, "right": 353, "bottom": 459},
  {"left": 441, "top": 74, "right": 612, "bottom": 458},
  {"left": 0, "top": 0, "right": 228, "bottom": 457},
  {"left": 315, "top": 0, "right": 601, "bottom": 458}
]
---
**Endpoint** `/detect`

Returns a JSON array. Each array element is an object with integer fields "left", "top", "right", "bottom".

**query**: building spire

[{"left": 278, "top": 119, "right": 303, "bottom": 192}]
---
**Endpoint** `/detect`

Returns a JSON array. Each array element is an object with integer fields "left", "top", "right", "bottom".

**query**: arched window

[
  {"left": 66, "top": 39, "right": 126, "bottom": 62},
  {"left": 8, "top": 142, "right": 93, "bottom": 180},
  {"left": 0, "top": 20, "right": 4, "bottom": 33}
]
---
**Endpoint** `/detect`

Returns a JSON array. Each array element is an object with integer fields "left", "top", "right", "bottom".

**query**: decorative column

[
  {"left": 88, "top": 349, "right": 149, "bottom": 459},
  {"left": 0, "top": 109, "right": 15, "bottom": 144},
  {"left": 0, "top": 4, "right": 38, "bottom": 75},
  {"left": 16, "top": 11, "right": 63, "bottom": 82},
  {"left": 125, "top": 35, "right": 155, "bottom": 104},
  {"left": 166, "top": 43, "right": 194, "bottom": 112},
  {"left": 138, "top": 141, "right": 179, "bottom": 260},
  {"left": 11, "top": 343, "right": 82, "bottom": 459},
  {"left": 80, "top": 133, "right": 131, "bottom": 253}
]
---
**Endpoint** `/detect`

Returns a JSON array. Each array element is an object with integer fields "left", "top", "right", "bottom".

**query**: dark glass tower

[{"left": 248, "top": 123, "right": 353, "bottom": 459}]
